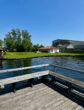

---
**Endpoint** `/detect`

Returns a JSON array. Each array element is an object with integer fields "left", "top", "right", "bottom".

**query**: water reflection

[
  {"left": 0, "top": 56, "right": 84, "bottom": 81},
  {"left": 0, "top": 59, "right": 32, "bottom": 79},
  {"left": 0, "top": 60, "right": 2, "bottom": 69}
]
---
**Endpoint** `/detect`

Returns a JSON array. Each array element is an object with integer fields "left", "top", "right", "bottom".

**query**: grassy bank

[{"left": 4, "top": 52, "right": 84, "bottom": 59}]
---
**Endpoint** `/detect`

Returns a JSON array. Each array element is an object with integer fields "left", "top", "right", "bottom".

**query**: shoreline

[{"left": 0, "top": 54, "right": 84, "bottom": 60}]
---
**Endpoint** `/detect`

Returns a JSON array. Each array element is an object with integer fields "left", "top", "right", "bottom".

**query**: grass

[{"left": 4, "top": 52, "right": 84, "bottom": 59}]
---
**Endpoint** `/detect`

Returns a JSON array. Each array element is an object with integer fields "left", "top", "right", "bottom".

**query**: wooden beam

[
  {"left": 49, "top": 71, "right": 84, "bottom": 88},
  {"left": 0, "top": 64, "right": 49, "bottom": 73},
  {"left": 50, "top": 64, "right": 84, "bottom": 74},
  {"left": 0, "top": 70, "right": 49, "bottom": 88}
]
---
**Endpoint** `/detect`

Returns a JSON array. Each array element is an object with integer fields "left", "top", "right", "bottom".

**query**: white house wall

[
  {"left": 39, "top": 49, "right": 59, "bottom": 53},
  {"left": 49, "top": 49, "right": 59, "bottom": 53}
]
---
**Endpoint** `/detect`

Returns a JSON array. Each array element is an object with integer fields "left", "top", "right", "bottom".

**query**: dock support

[
  {"left": 66, "top": 82, "right": 72, "bottom": 93},
  {"left": 12, "top": 83, "right": 16, "bottom": 93},
  {"left": 41, "top": 66, "right": 48, "bottom": 83},
  {"left": 29, "top": 78, "right": 33, "bottom": 87},
  {"left": 42, "top": 75, "right": 47, "bottom": 83}
]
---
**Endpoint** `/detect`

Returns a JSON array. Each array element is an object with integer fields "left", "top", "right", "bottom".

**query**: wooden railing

[
  {"left": 50, "top": 64, "right": 84, "bottom": 88},
  {"left": 0, "top": 64, "right": 49, "bottom": 91},
  {"left": 50, "top": 64, "right": 84, "bottom": 74},
  {"left": 0, "top": 64, "right": 84, "bottom": 94},
  {"left": 49, "top": 71, "right": 84, "bottom": 92},
  {"left": 0, "top": 64, "right": 49, "bottom": 73},
  {"left": 49, "top": 64, "right": 84, "bottom": 94}
]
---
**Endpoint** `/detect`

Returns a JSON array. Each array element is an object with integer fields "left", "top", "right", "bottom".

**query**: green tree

[
  {"left": 22, "top": 30, "right": 31, "bottom": 41},
  {"left": 32, "top": 44, "right": 39, "bottom": 52},
  {"left": 16, "top": 29, "right": 22, "bottom": 51},
  {"left": 4, "top": 32, "right": 14, "bottom": 51},
  {"left": 39, "top": 44, "right": 44, "bottom": 48},
  {"left": 32, "top": 44, "right": 44, "bottom": 52},
  {"left": 4, "top": 28, "right": 32, "bottom": 52},
  {"left": 22, "top": 30, "right": 32, "bottom": 52},
  {"left": 0, "top": 39, "right": 3, "bottom": 47},
  {"left": 22, "top": 38, "right": 32, "bottom": 52}
]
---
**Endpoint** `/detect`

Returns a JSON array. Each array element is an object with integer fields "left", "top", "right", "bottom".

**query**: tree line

[{"left": 0, "top": 29, "right": 44, "bottom": 52}]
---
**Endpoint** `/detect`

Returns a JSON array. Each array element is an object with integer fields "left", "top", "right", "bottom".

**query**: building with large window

[{"left": 52, "top": 39, "right": 84, "bottom": 52}]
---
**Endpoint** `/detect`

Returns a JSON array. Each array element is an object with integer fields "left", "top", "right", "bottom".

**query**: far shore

[{"left": 0, "top": 52, "right": 84, "bottom": 60}]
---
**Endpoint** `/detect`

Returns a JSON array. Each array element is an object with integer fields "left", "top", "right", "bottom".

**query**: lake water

[{"left": 0, "top": 56, "right": 84, "bottom": 82}]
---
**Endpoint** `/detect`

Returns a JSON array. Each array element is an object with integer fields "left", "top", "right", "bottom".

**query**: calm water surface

[{"left": 0, "top": 56, "right": 84, "bottom": 82}]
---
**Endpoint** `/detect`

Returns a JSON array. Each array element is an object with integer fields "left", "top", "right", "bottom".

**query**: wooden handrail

[
  {"left": 0, "top": 64, "right": 84, "bottom": 74},
  {"left": 0, "top": 64, "right": 84, "bottom": 93},
  {"left": 0, "top": 64, "right": 49, "bottom": 73},
  {"left": 50, "top": 64, "right": 84, "bottom": 74}
]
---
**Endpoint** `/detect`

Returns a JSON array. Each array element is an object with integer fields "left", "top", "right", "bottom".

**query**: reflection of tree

[
  {"left": 73, "top": 56, "right": 84, "bottom": 62},
  {"left": 3, "top": 59, "right": 32, "bottom": 77},
  {"left": 13, "top": 59, "right": 32, "bottom": 77},
  {"left": 0, "top": 60, "right": 2, "bottom": 68},
  {"left": 59, "top": 57, "right": 68, "bottom": 66}
]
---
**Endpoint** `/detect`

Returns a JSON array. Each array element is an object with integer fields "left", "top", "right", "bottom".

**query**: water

[{"left": 0, "top": 56, "right": 84, "bottom": 82}]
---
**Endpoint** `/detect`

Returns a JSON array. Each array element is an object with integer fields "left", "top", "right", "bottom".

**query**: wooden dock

[
  {"left": 0, "top": 83, "right": 84, "bottom": 110},
  {"left": 0, "top": 64, "right": 84, "bottom": 110}
]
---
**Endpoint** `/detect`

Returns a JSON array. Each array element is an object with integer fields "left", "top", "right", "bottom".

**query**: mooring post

[{"left": 12, "top": 83, "right": 16, "bottom": 93}]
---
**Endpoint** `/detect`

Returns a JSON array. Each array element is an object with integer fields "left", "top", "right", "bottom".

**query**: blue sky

[{"left": 0, "top": 0, "right": 84, "bottom": 46}]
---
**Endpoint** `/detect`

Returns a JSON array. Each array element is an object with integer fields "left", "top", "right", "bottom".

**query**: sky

[{"left": 0, "top": 0, "right": 84, "bottom": 46}]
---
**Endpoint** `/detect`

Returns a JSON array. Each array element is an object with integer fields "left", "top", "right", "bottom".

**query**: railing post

[
  {"left": 41, "top": 75, "right": 47, "bottom": 83},
  {"left": 51, "top": 66, "right": 56, "bottom": 82},
  {"left": 54, "top": 66, "right": 56, "bottom": 73},
  {"left": 41, "top": 66, "right": 48, "bottom": 83},
  {"left": 29, "top": 78, "right": 33, "bottom": 87},
  {"left": 12, "top": 83, "right": 16, "bottom": 93},
  {"left": 44, "top": 66, "right": 47, "bottom": 71},
  {"left": 66, "top": 82, "right": 72, "bottom": 93}
]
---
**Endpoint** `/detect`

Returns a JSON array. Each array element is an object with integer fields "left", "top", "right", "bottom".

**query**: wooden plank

[
  {"left": 0, "top": 70, "right": 49, "bottom": 88},
  {"left": 49, "top": 71, "right": 84, "bottom": 88},
  {"left": 0, "top": 84, "right": 83, "bottom": 110},
  {"left": 0, "top": 84, "right": 47, "bottom": 103},
  {"left": 50, "top": 64, "right": 84, "bottom": 74},
  {"left": 0, "top": 64, "right": 49, "bottom": 73}
]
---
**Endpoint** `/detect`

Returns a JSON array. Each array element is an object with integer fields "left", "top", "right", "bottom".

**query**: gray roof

[{"left": 53, "top": 39, "right": 84, "bottom": 44}]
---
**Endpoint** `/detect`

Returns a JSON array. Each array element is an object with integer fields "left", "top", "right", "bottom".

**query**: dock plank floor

[{"left": 0, "top": 83, "right": 84, "bottom": 110}]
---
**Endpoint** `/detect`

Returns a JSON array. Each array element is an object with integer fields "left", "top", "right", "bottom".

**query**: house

[
  {"left": 0, "top": 48, "right": 3, "bottom": 57},
  {"left": 39, "top": 47, "right": 59, "bottom": 53}
]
